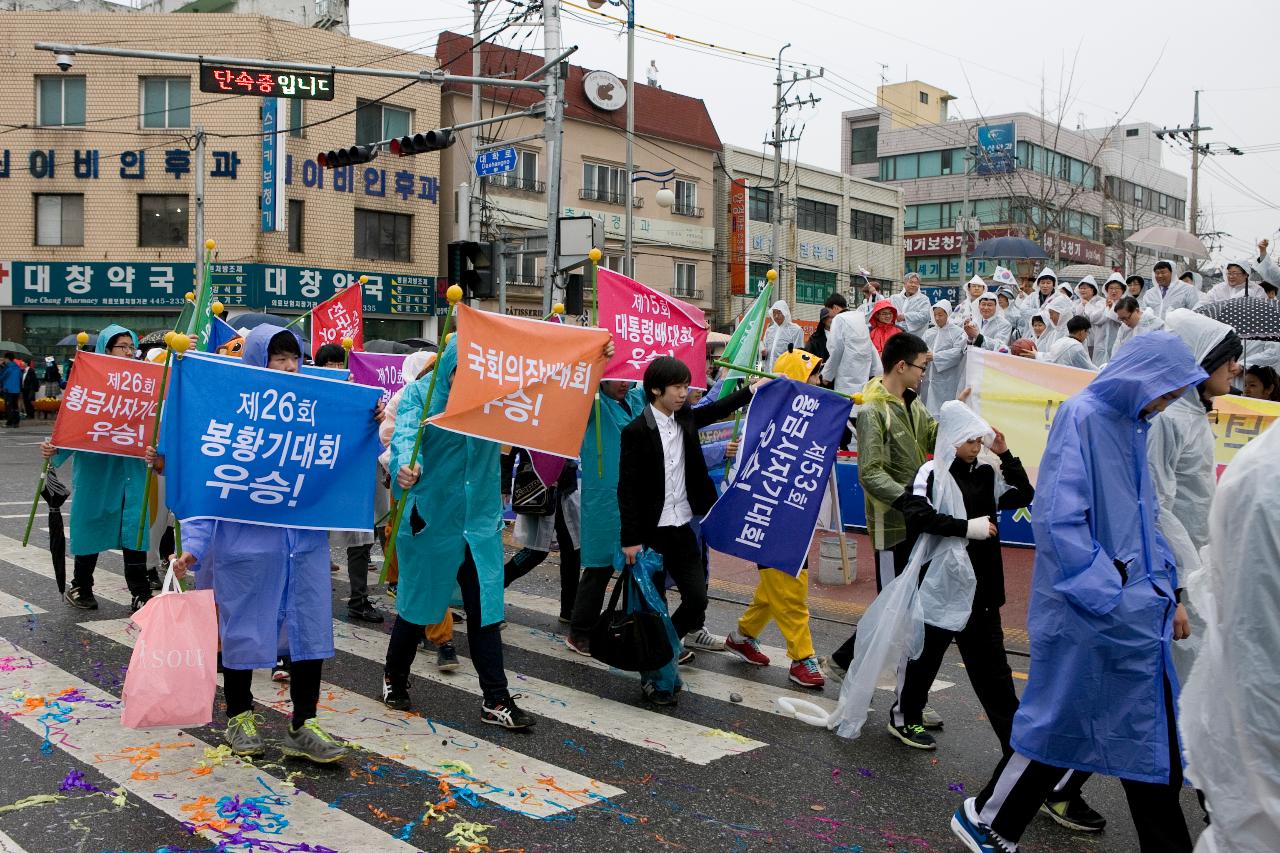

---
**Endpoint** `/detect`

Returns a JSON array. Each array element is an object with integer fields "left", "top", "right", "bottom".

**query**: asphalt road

[{"left": 0, "top": 420, "right": 1203, "bottom": 853}]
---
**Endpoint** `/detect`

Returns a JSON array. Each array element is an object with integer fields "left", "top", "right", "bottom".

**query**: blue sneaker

[{"left": 951, "top": 798, "right": 1016, "bottom": 853}]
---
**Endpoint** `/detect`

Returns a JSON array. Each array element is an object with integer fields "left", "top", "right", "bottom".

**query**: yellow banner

[{"left": 965, "top": 349, "right": 1280, "bottom": 483}]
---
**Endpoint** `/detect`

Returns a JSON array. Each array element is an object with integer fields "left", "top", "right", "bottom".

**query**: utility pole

[
  {"left": 193, "top": 126, "right": 206, "bottom": 295},
  {"left": 542, "top": 0, "right": 565, "bottom": 315},
  {"left": 1189, "top": 89, "right": 1201, "bottom": 240},
  {"left": 622, "top": 0, "right": 636, "bottom": 278},
  {"left": 958, "top": 124, "right": 974, "bottom": 283},
  {"left": 766, "top": 45, "right": 821, "bottom": 304},
  {"left": 470, "top": 0, "right": 484, "bottom": 243}
]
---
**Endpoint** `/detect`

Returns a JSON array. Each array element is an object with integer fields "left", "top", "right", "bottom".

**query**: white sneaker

[
  {"left": 686, "top": 627, "right": 727, "bottom": 651},
  {"left": 923, "top": 704, "right": 944, "bottom": 729},
  {"left": 818, "top": 656, "right": 846, "bottom": 685}
]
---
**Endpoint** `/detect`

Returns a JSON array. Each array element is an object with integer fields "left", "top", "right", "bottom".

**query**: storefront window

[{"left": 21, "top": 312, "right": 180, "bottom": 368}]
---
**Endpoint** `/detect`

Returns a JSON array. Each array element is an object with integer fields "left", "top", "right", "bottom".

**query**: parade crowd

[{"left": 30, "top": 239, "right": 1280, "bottom": 853}]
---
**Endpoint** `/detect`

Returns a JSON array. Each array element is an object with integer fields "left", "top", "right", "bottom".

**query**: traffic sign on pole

[{"left": 475, "top": 147, "right": 518, "bottom": 177}]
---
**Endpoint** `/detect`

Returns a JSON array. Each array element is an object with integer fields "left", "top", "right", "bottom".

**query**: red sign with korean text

[
  {"left": 903, "top": 227, "right": 1014, "bottom": 256},
  {"left": 431, "top": 305, "right": 610, "bottom": 459},
  {"left": 597, "top": 267, "right": 709, "bottom": 388},
  {"left": 729, "top": 179, "right": 748, "bottom": 296},
  {"left": 51, "top": 351, "right": 164, "bottom": 457},
  {"left": 311, "top": 284, "right": 364, "bottom": 355},
  {"left": 1042, "top": 232, "right": 1106, "bottom": 265}
]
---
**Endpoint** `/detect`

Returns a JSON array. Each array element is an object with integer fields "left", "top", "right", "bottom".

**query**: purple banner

[{"left": 347, "top": 351, "right": 409, "bottom": 405}]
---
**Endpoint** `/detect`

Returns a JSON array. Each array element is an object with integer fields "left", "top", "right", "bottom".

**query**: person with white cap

[
  {"left": 1201, "top": 258, "right": 1255, "bottom": 304},
  {"left": 954, "top": 275, "right": 988, "bottom": 325},
  {"left": 965, "top": 291, "right": 1012, "bottom": 352},
  {"left": 921, "top": 300, "right": 967, "bottom": 415},
  {"left": 1075, "top": 276, "right": 1106, "bottom": 358},
  {"left": 1035, "top": 293, "right": 1074, "bottom": 351},
  {"left": 1147, "top": 260, "right": 1201, "bottom": 318},
  {"left": 1095, "top": 273, "right": 1129, "bottom": 364},
  {"left": 761, "top": 299, "right": 805, "bottom": 368},
  {"left": 990, "top": 267, "right": 1022, "bottom": 331},
  {"left": 891, "top": 272, "right": 932, "bottom": 337}
]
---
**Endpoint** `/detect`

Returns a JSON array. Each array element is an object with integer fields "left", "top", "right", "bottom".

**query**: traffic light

[
  {"left": 447, "top": 240, "right": 495, "bottom": 300},
  {"left": 317, "top": 145, "right": 377, "bottom": 168},
  {"left": 391, "top": 129, "right": 456, "bottom": 156}
]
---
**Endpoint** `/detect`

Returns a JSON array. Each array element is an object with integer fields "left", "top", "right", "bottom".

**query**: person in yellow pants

[{"left": 725, "top": 564, "right": 823, "bottom": 688}]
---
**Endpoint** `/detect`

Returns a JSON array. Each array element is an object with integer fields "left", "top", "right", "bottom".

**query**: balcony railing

[
  {"left": 673, "top": 287, "right": 703, "bottom": 300},
  {"left": 672, "top": 203, "right": 704, "bottom": 218},
  {"left": 487, "top": 174, "right": 545, "bottom": 193},
  {"left": 578, "top": 187, "right": 644, "bottom": 208}
]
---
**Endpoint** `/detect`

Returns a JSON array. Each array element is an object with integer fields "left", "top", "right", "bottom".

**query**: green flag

[
  {"left": 716, "top": 282, "right": 773, "bottom": 399},
  {"left": 186, "top": 252, "right": 215, "bottom": 349}
]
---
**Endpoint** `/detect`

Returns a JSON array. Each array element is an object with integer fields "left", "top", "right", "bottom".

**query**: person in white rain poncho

[
  {"left": 1148, "top": 309, "right": 1242, "bottom": 688},
  {"left": 1180, "top": 408, "right": 1280, "bottom": 853},
  {"left": 1201, "top": 258, "right": 1254, "bottom": 304},
  {"left": 1112, "top": 295, "right": 1164, "bottom": 356},
  {"left": 1147, "top": 260, "right": 1201, "bottom": 318},
  {"left": 821, "top": 307, "right": 882, "bottom": 397},
  {"left": 892, "top": 272, "right": 932, "bottom": 337},
  {"left": 954, "top": 275, "right": 987, "bottom": 325},
  {"left": 827, "top": 401, "right": 1034, "bottom": 751},
  {"left": 1095, "top": 273, "right": 1129, "bottom": 364},
  {"left": 965, "top": 292, "right": 1012, "bottom": 352},
  {"left": 1045, "top": 316, "right": 1097, "bottom": 371},
  {"left": 1075, "top": 276, "right": 1106, "bottom": 358},
  {"left": 921, "top": 301, "right": 968, "bottom": 416},
  {"left": 1031, "top": 294, "right": 1073, "bottom": 352},
  {"left": 761, "top": 299, "right": 805, "bottom": 368}
]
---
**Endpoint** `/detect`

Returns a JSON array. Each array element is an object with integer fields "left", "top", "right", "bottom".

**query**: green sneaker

[
  {"left": 224, "top": 711, "right": 266, "bottom": 757},
  {"left": 281, "top": 718, "right": 347, "bottom": 764}
]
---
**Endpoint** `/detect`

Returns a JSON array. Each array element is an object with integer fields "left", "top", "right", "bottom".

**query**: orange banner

[
  {"left": 51, "top": 350, "right": 165, "bottom": 457},
  {"left": 429, "top": 305, "right": 610, "bottom": 458}
]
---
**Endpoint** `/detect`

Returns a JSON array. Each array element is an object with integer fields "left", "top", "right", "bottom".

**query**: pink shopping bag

[{"left": 121, "top": 567, "right": 218, "bottom": 729}]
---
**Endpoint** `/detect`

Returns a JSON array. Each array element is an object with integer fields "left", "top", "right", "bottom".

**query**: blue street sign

[{"left": 475, "top": 147, "right": 518, "bottom": 177}]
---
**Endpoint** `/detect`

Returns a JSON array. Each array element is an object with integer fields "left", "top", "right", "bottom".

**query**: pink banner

[
  {"left": 347, "top": 351, "right": 409, "bottom": 405},
  {"left": 597, "top": 267, "right": 709, "bottom": 388}
]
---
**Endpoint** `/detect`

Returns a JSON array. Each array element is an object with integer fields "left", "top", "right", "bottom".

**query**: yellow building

[{"left": 0, "top": 11, "right": 445, "bottom": 358}]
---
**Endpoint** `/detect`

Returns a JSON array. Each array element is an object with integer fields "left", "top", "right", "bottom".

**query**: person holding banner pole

[{"left": 41, "top": 325, "right": 153, "bottom": 613}]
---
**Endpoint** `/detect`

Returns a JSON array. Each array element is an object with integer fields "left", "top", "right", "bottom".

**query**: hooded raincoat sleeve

[
  {"left": 391, "top": 339, "right": 505, "bottom": 628},
  {"left": 821, "top": 310, "right": 881, "bottom": 397},
  {"left": 891, "top": 292, "right": 931, "bottom": 337},
  {"left": 921, "top": 304, "right": 967, "bottom": 416}
]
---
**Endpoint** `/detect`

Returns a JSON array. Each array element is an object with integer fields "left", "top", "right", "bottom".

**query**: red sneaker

[
  {"left": 788, "top": 657, "right": 826, "bottom": 688},
  {"left": 725, "top": 633, "right": 770, "bottom": 666}
]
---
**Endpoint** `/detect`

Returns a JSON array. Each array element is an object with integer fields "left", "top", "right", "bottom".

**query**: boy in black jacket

[{"left": 886, "top": 424, "right": 1033, "bottom": 753}]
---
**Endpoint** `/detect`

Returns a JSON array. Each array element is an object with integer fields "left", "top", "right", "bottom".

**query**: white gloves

[{"left": 966, "top": 517, "right": 993, "bottom": 540}]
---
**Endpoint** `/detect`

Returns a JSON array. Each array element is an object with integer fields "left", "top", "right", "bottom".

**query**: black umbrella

[
  {"left": 364, "top": 339, "right": 413, "bottom": 354},
  {"left": 41, "top": 468, "right": 70, "bottom": 593},
  {"left": 971, "top": 236, "right": 1050, "bottom": 260},
  {"left": 1195, "top": 297, "right": 1280, "bottom": 341},
  {"left": 398, "top": 338, "right": 438, "bottom": 351},
  {"left": 56, "top": 333, "right": 98, "bottom": 347},
  {"left": 228, "top": 312, "right": 292, "bottom": 332}
]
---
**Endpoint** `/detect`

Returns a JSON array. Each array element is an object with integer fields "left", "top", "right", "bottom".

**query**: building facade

[
  {"left": 842, "top": 81, "right": 1187, "bottom": 286},
  {"left": 435, "top": 32, "right": 720, "bottom": 320},
  {"left": 714, "top": 145, "right": 903, "bottom": 332},
  {"left": 0, "top": 12, "right": 443, "bottom": 360}
]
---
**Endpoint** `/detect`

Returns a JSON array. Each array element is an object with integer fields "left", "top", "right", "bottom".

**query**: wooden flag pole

[{"left": 381, "top": 285, "right": 464, "bottom": 578}]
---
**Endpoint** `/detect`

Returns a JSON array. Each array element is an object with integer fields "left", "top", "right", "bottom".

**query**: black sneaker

[
  {"left": 271, "top": 658, "right": 291, "bottom": 682},
  {"left": 147, "top": 567, "right": 162, "bottom": 591},
  {"left": 1040, "top": 795, "right": 1106, "bottom": 832},
  {"left": 130, "top": 595, "right": 151, "bottom": 614},
  {"left": 64, "top": 586, "right": 98, "bottom": 610},
  {"left": 436, "top": 642, "right": 460, "bottom": 671},
  {"left": 887, "top": 721, "right": 937, "bottom": 750},
  {"left": 381, "top": 674, "right": 411, "bottom": 711},
  {"left": 481, "top": 695, "right": 535, "bottom": 729},
  {"left": 642, "top": 682, "right": 678, "bottom": 706},
  {"left": 347, "top": 599, "right": 385, "bottom": 624},
  {"left": 677, "top": 647, "right": 695, "bottom": 666}
]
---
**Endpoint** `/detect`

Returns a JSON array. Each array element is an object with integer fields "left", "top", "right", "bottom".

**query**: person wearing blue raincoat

[
  {"left": 563, "top": 380, "right": 647, "bottom": 654},
  {"left": 950, "top": 332, "right": 1206, "bottom": 853},
  {"left": 169, "top": 325, "right": 351, "bottom": 764},
  {"left": 381, "top": 337, "right": 533, "bottom": 729},
  {"left": 41, "top": 324, "right": 153, "bottom": 612}
]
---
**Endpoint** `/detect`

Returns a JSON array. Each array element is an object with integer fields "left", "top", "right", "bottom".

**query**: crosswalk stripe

[
  {"left": 0, "top": 536, "right": 763, "bottom": 765},
  {"left": 0, "top": 588, "right": 45, "bottom": 619},
  {"left": 0, "top": 829, "right": 31, "bottom": 853},
  {"left": 333, "top": 620, "right": 765, "bottom": 765},
  {"left": 79, "top": 617, "right": 624, "bottom": 819},
  {"left": 0, "top": 638, "right": 418, "bottom": 852}
]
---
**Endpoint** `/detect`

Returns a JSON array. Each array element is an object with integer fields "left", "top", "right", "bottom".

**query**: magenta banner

[
  {"left": 596, "top": 267, "right": 708, "bottom": 389},
  {"left": 347, "top": 351, "right": 409, "bottom": 405}
]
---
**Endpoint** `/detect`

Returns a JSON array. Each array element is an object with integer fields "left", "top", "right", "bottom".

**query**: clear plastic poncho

[{"left": 828, "top": 400, "right": 994, "bottom": 739}]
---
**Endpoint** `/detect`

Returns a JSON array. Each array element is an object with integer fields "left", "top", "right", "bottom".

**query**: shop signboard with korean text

[{"left": 976, "top": 123, "right": 1017, "bottom": 175}]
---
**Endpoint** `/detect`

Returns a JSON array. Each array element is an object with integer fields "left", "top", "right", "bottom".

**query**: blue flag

[
  {"left": 702, "top": 379, "right": 851, "bottom": 575},
  {"left": 161, "top": 352, "right": 382, "bottom": 531},
  {"left": 205, "top": 316, "right": 240, "bottom": 353},
  {"left": 300, "top": 364, "right": 350, "bottom": 381}
]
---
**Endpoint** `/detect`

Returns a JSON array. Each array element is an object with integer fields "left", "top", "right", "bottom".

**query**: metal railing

[
  {"left": 672, "top": 203, "right": 704, "bottom": 218},
  {"left": 487, "top": 174, "right": 545, "bottom": 193},
  {"left": 578, "top": 187, "right": 644, "bottom": 208}
]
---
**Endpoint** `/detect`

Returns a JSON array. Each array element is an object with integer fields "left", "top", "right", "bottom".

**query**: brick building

[{"left": 0, "top": 12, "right": 445, "bottom": 360}]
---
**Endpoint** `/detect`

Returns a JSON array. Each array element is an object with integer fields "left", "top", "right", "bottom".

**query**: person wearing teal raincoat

[
  {"left": 381, "top": 338, "right": 530, "bottom": 727},
  {"left": 564, "top": 381, "right": 646, "bottom": 652},
  {"left": 42, "top": 324, "right": 152, "bottom": 612},
  {"left": 951, "top": 331, "right": 1205, "bottom": 853}
]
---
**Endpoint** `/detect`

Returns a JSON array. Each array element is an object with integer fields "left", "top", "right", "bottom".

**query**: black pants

[
  {"left": 568, "top": 567, "right": 613, "bottom": 637},
  {"left": 158, "top": 526, "right": 175, "bottom": 564},
  {"left": 385, "top": 545, "right": 509, "bottom": 703},
  {"left": 891, "top": 605, "right": 1018, "bottom": 739},
  {"left": 975, "top": 677, "right": 1190, "bottom": 852},
  {"left": 648, "top": 523, "right": 705, "bottom": 639},
  {"left": 3, "top": 393, "right": 19, "bottom": 427},
  {"left": 346, "top": 543, "right": 372, "bottom": 606},
  {"left": 22, "top": 393, "right": 34, "bottom": 419},
  {"left": 503, "top": 503, "right": 580, "bottom": 619},
  {"left": 223, "top": 658, "right": 322, "bottom": 729},
  {"left": 830, "top": 539, "right": 915, "bottom": 671},
  {"left": 73, "top": 549, "right": 151, "bottom": 600}
]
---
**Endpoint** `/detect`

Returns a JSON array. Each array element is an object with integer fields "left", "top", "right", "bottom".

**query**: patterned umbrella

[{"left": 1195, "top": 297, "right": 1280, "bottom": 341}]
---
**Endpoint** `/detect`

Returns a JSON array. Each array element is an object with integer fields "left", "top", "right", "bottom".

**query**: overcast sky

[{"left": 347, "top": 0, "right": 1278, "bottom": 266}]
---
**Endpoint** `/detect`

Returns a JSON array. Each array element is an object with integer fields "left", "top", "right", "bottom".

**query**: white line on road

[
  {"left": 0, "top": 829, "right": 30, "bottom": 853},
  {"left": 0, "top": 588, "right": 45, "bottom": 618}
]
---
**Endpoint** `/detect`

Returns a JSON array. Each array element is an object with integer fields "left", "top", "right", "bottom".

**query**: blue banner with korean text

[
  {"left": 160, "top": 352, "right": 382, "bottom": 531},
  {"left": 702, "top": 379, "right": 851, "bottom": 575}
]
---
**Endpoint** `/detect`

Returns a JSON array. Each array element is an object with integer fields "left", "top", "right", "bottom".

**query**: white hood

[
  {"left": 771, "top": 299, "right": 793, "bottom": 325},
  {"left": 1045, "top": 294, "right": 1074, "bottom": 328},
  {"left": 1035, "top": 267, "right": 1058, "bottom": 285},
  {"left": 1164, "top": 308, "right": 1232, "bottom": 364}
]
